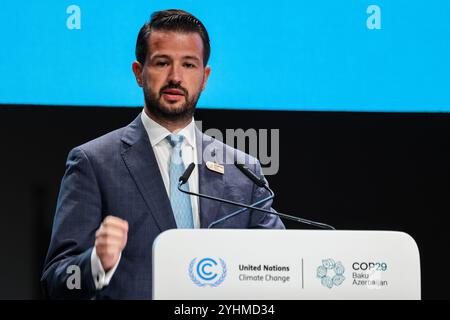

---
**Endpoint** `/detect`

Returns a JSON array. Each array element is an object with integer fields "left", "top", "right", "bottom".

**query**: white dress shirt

[{"left": 91, "top": 110, "right": 200, "bottom": 290}]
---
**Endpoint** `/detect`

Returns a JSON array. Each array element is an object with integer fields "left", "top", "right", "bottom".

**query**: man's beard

[{"left": 143, "top": 83, "right": 201, "bottom": 121}]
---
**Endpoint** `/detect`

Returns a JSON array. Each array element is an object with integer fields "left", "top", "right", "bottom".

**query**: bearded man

[{"left": 41, "top": 9, "right": 284, "bottom": 300}]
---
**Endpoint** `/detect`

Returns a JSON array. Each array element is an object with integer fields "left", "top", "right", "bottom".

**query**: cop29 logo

[
  {"left": 316, "top": 258, "right": 345, "bottom": 289},
  {"left": 189, "top": 257, "right": 227, "bottom": 287}
]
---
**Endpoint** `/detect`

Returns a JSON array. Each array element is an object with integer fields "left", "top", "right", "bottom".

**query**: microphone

[
  {"left": 208, "top": 181, "right": 275, "bottom": 229},
  {"left": 179, "top": 162, "right": 195, "bottom": 185},
  {"left": 178, "top": 162, "right": 335, "bottom": 230},
  {"left": 207, "top": 162, "right": 275, "bottom": 228},
  {"left": 235, "top": 162, "right": 266, "bottom": 188}
]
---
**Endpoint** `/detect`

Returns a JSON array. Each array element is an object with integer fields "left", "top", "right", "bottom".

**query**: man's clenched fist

[{"left": 95, "top": 216, "right": 128, "bottom": 271}]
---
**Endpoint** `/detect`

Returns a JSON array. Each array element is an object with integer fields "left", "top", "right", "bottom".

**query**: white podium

[{"left": 152, "top": 230, "right": 420, "bottom": 300}]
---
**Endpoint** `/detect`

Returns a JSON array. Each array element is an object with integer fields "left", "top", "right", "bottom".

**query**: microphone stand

[{"left": 178, "top": 182, "right": 335, "bottom": 230}]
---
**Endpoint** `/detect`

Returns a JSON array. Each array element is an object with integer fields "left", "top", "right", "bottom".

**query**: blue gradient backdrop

[{"left": 0, "top": 1, "right": 449, "bottom": 111}]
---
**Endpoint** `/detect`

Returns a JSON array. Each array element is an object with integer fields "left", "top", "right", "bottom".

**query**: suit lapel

[
  {"left": 196, "top": 127, "right": 225, "bottom": 228},
  {"left": 120, "top": 115, "right": 177, "bottom": 231}
]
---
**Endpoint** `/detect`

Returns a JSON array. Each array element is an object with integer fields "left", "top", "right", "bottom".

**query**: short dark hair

[{"left": 135, "top": 9, "right": 210, "bottom": 66}]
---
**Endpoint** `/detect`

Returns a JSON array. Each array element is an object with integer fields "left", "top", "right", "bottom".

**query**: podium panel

[{"left": 153, "top": 230, "right": 420, "bottom": 300}]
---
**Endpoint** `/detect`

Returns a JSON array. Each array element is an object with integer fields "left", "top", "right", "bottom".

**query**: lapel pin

[{"left": 206, "top": 161, "right": 224, "bottom": 174}]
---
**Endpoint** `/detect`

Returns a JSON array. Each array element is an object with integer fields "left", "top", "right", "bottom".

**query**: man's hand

[{"left": 95, "top": 216, "right": 128, "bottom": 272}]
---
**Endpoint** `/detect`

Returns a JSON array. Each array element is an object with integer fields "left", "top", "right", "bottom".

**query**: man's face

[{"left": 133, "top": 31, "right": 210, "bottom": 120}]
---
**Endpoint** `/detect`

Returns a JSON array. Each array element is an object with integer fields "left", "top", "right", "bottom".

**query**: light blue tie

[{"left": 167, "top": 134, "right": 194, "bottom": 229}]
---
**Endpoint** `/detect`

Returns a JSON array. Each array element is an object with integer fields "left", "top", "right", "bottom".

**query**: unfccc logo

[
  {"left": 189, "top": 257, "right": 227, "bottom": 287},
  {"left": 316, "top": 258, "right": 345, "bottom": 289}
]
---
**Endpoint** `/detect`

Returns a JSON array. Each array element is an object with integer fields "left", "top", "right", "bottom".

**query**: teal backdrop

[{"left": 0, "top": 0, "right": 449, "bottom": 111}]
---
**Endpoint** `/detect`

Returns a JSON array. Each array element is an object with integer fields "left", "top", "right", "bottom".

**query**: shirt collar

[{"left": 140, "top": 109, "right": 196, "bottom": 148}]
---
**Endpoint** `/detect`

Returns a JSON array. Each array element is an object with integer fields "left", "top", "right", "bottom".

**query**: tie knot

[{"left": 166, "top": 134, "right": 184, "bottom": 148}]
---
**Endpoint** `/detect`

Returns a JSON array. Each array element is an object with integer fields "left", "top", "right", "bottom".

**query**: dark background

[{"left": 0, "top": 106, "right": 448, "bottom": 299}]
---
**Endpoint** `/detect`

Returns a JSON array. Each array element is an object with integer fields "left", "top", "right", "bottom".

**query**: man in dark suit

[{"left": 41, "top": 9, "right": 284, "bottom": 299}]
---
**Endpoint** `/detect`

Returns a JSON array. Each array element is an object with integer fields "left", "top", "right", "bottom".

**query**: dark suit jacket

[{"left": 41, "top": 114, "right": 284, "bottom": 299}]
